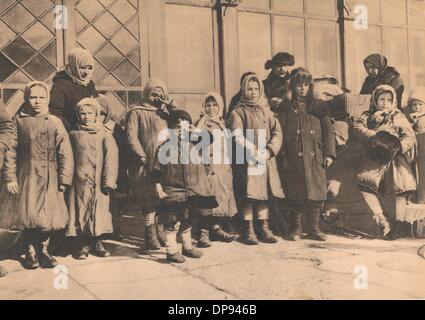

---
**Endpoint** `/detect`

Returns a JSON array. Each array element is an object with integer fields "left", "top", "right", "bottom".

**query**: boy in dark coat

[
  {"left": 277, "top": 68, "right": 336, "bottom": 241},
  {"left": 152, "top": 110, "right": 217, "bottom": 263},
  {"left": 0, "top": 100, "right": 14, "bottom": 277}
]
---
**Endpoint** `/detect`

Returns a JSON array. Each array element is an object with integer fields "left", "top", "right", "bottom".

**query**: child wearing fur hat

[
  {"left": 196, "top": 93, "right": 238, "bottom": 247},
  {"left": 67, "top": 98, "right": 118, "bottom": 259},
  {"left": 276, "top": 68, "right": 336, "bottom": 242},
  {"left": 152, "top": 109, "right": 218, "bottom": 263},
  {"left": 263, "top": 52, "right": 295, "bottom": 113},
  {"left": 354, "top": 84, "right": 417, "bottom": 240},
  {"left": 0, "top": 81, "right": 74, "bottom": 269},
  {"left": 406, "top": 88, "right": 425, "bottom": 203},
  {"left": 230, "top": 74, "right": 284, "bottom": 245},
  {"left": 96, "top": 95, "right": 129, "bottom": 240}
]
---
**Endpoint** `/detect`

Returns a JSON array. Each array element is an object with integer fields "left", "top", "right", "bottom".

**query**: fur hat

[
  {"left": 167, "top": 109, "right": 193, "bottom": 128},
  {"left": 265, "top": 52, "right": 295, "bottom": 70}
]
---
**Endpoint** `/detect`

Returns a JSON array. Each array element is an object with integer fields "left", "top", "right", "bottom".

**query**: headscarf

[
  {"left": 371, "top": 84, "right": 397, "bottom": 114},
  {"left": 197, "top": 92, "right": 226, "bottom": 130},
  {"left": 96, "top": 94, "right": 112, "bottom": 123},
  {"left": 240, "top": 74, "right": 264, "bottom": 107},
  {"left": 408, "top": 87, "right": 425, "bottom": 108},
  {"left": 22, "top": 81, "right": 50, "bottom": 116},
  {"left": 142, "top": 78, "right": 169, "bottom": 105},
  {"left": 363, "top": 54, "right": 388, "bottom": 74},
  {"left": 75, "top": 97, "right": 102, "bottom": 132},
  {"left": 66, "top": 47, "right": 95, "bottom": 86}
]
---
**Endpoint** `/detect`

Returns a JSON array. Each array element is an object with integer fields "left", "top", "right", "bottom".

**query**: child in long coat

[
  {"left": 67, "top": 98, "right": 119, "bottom": 259},
  {"left": 277, "top": 68, "right": 336, "bottom": 242},
  {"left": 196, "top": 92, "right": 238, "bottom": 247},
  {"left": 0, "top": 81, "right": 74, "bottom": 269},
  {"left": 49, "top": 47, "right": 98, "bottom": 131},
  {"left": 152, "top": 109, "right": 217, "bottom": 263},
  {"left": 230, "top": 74, "right": 284, "bottom": 245},
  {"left": 125, "top": 78, "right": 178, "bottom": 250},
  {"left": 354, "top": 85, "right": 416, "bottom": 240}
]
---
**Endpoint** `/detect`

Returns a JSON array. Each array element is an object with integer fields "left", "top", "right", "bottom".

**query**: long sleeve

[
  {"left": 55, "top": 120, "right": 74, "bottom": 186},
  {"left": 0, "top": 101, "right": 14, "bottom": 151},
  {"left": 230, "top": 110, "right": 257, "bottom": 156},
  {"left": 321, "top": 115, "right": 337, "bottom": 159},
  {"left": 396, "top": 113, "right": 416, "bottom": 154},
  {"left": 267, "top": 114, "right": 283, "bottom": 157},
  {"left": 102, "top": 132, "right": 119, "bottom": 190},
  {"left": 2, "top": 119, "right": 18, "bottom": 183},
  {"left": 353, "top": 111, "right": 376, "bottom": 144},
  {"left": 125, "top": 110, "right": 147, "bottom": 159}
]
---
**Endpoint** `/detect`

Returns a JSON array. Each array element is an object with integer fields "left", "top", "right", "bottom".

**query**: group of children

[{"left": 1, "top": 47, "right": 425, "bottom": 277}]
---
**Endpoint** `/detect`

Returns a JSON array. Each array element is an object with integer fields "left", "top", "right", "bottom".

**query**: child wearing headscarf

[
  {"left": 125, "top": 78, "right": 178, "bottom": 250},
  {"left": 277, "top": 68, "right": 336, "bottom": 242},
  {"left": 67, "top": 98, "right": 118, "bottom": 259},
  {"left": 152, "top": 109, "right": 217, "bottom": 263},
  {"left": 96, "top": 95, "right": 129, "bottom": 240},
  {"left": 354, "top": 84, "right": 416, "bottom": 240},
  {"left": 195, "top": 92, "right": 238, "bottom": 247},
  {"left": 406, "top": 88, "right": 425, "bottom": 204},
  {"left": 0, "top": 81, "right": 74, "bottom": 270},
  {"left": 360, "top": 53, "right": 404, "bottom": 109},
  {"left": 230, "top": 74, "right": 284, "bottom": 245},
  {"left": 50, "top": 47, "right": 98, "bottom": 130}
]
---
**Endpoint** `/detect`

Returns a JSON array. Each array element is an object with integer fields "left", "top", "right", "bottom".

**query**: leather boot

[
  {"left": 24, "top": 242, "right": 39, "bottom": 270},
  {"left": 385, "top": 221, "right": 405, "bottom": 241},
  {"left": 0, "top": 265, "right": 7, "bottom": 277},
  {"left": 179, "top": 227, "right": 203, "bottom": 258},
  {"left": 210, "top": 225, "right": 238, "bottom": 243},
  {"left": 145, "top": 224, "right": 161, "bottom": 250},
  {"left": 156, "top": 223, "right": 167, "bottom": 247},
  {"left": 372, "top": 212, "right": 391, "bottom": 240},
  {"left": 73, "top": 237, "right": 90, "bottom": 260},
  {"left": 241, "top": 220, "right": 259, "bottom": 245},
  {"left": 39, "top": 237, "right": 58, "bottom": 268},
  {"left": 92, "top": 239, "right": 111, "bottom": 257},
  {"left": 165, "top": 225, "right": 186, "bottom": 263},
  {"left": 288, "top": 211, "right": 302, "bottom": 241},
  {"left": 257, "top": 220, "right": 278, "bottom": 243},
  {"left": 307, "top": 207, "right": 327, "bottom": 241},
  {"left": 197, "top": 229, "right": 212, "bottom": 248}
]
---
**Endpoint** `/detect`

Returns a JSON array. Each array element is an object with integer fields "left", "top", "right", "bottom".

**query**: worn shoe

[
  {"left": 288, "top": 211, "right": 302, "bottom": 241},
  {"left": 197, "top": 229, "right": 212, "bottom": 248},
  {"left": 372, "top": 213, "right": 391, "bottom": 240},
  {"left": 167, "top": 252, "right": 186, "bottom": 263},
  {"left": 307, "top": 209, "right": 327, "bottom": 241},
  {"left": 0, "top": 265, "right": 8, "bottom": 277},
  {"left": 210, "top": 226, "right": 238, "bottom": 243},
  {"left": 92, "top": 240, "right": 111, "bottom": 258},
  {"left": 145, "top": 224, "right": 161, "bottom": 250},
  {"left": 241, "top": 220, "right": 259, "bottom": 245},
  {"left": 39, "top": 237, "right": 58, "bottom": 268},
  {"left": 156, "top": 223, "right": 167, "bottom": 247},
  {"left": 73, "top": 245, "right": 90, "bottom": 260},
  {"left": 257, "top": 220, "right": 278, "bottom": 243},
  {"left": 24, "top": 244, "right": 39, "bottom": 270},
  {"left": 182, "top": 247, "right": 203, "bottom": 258}
]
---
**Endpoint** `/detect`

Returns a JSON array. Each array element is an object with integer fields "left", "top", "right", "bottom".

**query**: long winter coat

[
  {"left": 125, "top": 105, "right": 169, "bottom": 210},
  {"left": 49, "top": 70, "right": 98, "bottom": 130},
  {"left": 263, "top": 71, "right": 291, "bottom": 112},
  {"left": 67, "top": 129, "right": 118, "bottom": 237},
  {"left": 0, "top": 101, "right": 14, "bottom": 169},
  {"left": 230, "top": 105, "right": 284, "bottom": 201},
  {"left": 276, "top": 99, "right": 336, "bottom": 201},
  {"left": 0, "top": 111, "right": 74, "bottom": 231}
]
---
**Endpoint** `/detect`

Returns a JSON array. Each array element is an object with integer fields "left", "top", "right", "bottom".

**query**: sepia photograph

[{"left": 0, "top": 0, "right": 425, "bottom": 302}]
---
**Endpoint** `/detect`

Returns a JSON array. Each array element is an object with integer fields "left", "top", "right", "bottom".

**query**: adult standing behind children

[
  {"left": 0, "top": 100, "right": 14, "bottom": 277},
  {"left": 360, "top": 53, "right": 404, "bottom": 109},
  {"left": 49, "top": 47, "right": 98, "bottom": 130},
  {"left": 125, "top": 78, "right": 178, "bottom": 250}
]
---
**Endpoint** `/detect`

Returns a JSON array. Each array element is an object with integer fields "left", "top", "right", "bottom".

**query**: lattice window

[
  {"left": 0, "top": 0, "right": 58, "bottom": 113},
  {"left": 75, "top": 0, "right": 142, "bottom": 119}
]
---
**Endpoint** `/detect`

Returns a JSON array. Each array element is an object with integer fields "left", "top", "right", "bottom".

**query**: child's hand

[
  {"left": 7, "top": 182, "right": 18, "bottom": 194},
  {"left": 156, "top": 183, "right": 167, "bottom": 199},
  {"left": 324, "top": 157, "right": 333, "bottom": 168},
  {"left": 139, "top": 156, "right": 147, "bottom": 166},
  {"left": 59, "top": 184, "right": 68, "bottom": 193}
]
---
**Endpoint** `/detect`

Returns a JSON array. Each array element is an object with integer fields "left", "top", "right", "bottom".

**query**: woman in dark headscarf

[
  {"left": 49, "top": 47, "right": 98, "bottom": 130},
  {"left": 360, "top": 53, "right": 404, "bottom": 109}
]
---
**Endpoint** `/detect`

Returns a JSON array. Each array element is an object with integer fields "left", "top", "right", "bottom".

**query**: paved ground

[{"left": 1, "top": 213, "right": 425, "bottom": 300}]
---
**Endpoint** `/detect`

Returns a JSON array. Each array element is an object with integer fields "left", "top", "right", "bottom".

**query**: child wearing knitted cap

[{"left": 67, "top": 97, "right": 119, "bottom": 259}]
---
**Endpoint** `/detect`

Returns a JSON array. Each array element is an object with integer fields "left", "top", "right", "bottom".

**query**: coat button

[
  {"left": 311, "top": 151, "right": 316, "bottom": 156},
  {"left": 310, "top": 130, "right": 315, "bottom": 134},
  {"left": 298, "top": 152, "right": 303, "bottom": 157}
]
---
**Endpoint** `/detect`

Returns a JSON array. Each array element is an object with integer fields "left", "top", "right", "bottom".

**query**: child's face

[
  {"left": 411, "top": 100, "right": 425, "bottom": 113},
  {"left": 79, "top": 65, "right": 93, "bottom": 81},
  {"left": 295, "top": 81, "right": 310, "bottom": 98},
  {"left": 365, "top": 62, "right": 379, "bottom": 78},
  {"left": 246, "top": 80, "right": 260, "bottom": 100},
  {"left": 79, "top": 105, "right": 97, "bottom": 125},
  {"left": 28, "top": 86, "right": 47, "bottom": 114},
  {"left": 272, "top": 64, "right": 290, "bottom": 77},
  {"left": 205, "top": 98, "right": 220, "bottom": 117},
  {"left": 376, "top": 92, "right": 393, "bottom": 113}
]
